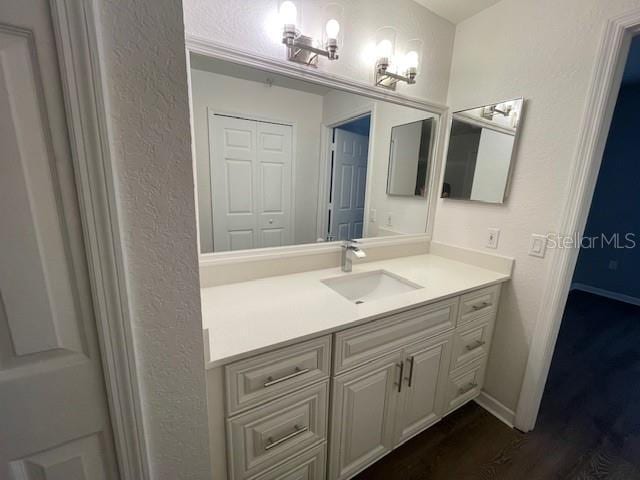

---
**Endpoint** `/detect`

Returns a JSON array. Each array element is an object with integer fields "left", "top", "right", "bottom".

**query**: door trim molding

[
  {"left": 50, "top": 2, "right": 149, "bottom": 479},
  {"left": 514, "top": 7, "right": 640, "bottom": 432},
  {"left": 317, "top": 104, "right": 376, "bottom": 241},
  {"left": 186, "top": 35, "right": 448, "bottom": 262}
]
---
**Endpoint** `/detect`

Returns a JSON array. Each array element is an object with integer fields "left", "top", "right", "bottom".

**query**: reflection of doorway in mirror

[
  {"left": 326, "top": 115, "right": 371, "bottom": 241},
  {"left": 209, "top": 114, "right": 293, "bottom": 252}
]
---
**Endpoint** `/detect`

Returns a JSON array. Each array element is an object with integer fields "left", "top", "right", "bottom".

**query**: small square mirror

[{"left": 442, "top": 98, "right": 523, "bottom": 203}]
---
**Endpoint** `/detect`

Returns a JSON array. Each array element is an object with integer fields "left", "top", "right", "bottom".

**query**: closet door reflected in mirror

[
  {"left": 442, "top": 98, "right": 523, "bottom": 204},
  {"left": 190, "top": 53, "right": 441, "bottom": 254}
]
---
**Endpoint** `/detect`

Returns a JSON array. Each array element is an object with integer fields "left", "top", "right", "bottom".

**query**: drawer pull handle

[
  {"left": 265, "top": 424, "right": 308, "bottom": 450},
  {"left": 465, "top": 340, "right": 486, "bottom": 352},
  {"left": 458, "top": 382, "right": 478, "bottom": 396},
  {"left": 264, "top": 367, "right": 310, "bottom": 387},
  {"left": 471, "top": 301, "right": 491, "bottom": 311}
]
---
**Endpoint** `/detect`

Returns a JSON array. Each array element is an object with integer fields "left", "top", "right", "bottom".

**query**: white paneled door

[
  {"left": 330, "top": 129, "right": 369, "bottom": 241},
  {"left": 0, "top": 2, "right": 119, "bottom": 479},
  {"left": 210, "top": 114, "right": 293, "bottom": 252}
]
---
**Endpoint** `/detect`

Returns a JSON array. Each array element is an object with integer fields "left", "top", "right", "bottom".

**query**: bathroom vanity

[{"left": 202, "top": 246, "right": 512, "bottom": 480}]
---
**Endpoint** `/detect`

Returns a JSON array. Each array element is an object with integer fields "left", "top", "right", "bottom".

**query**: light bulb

[
  {"left": 376, "top": 39, "right": 392, "bottom": 58},
  {"left": 404, "top": 51, "right": 419, "bottom": 69},
  {"left": 325, "top": 18, "right": 340, "bottom": 40},
  {"left": 280, "top": 1, "right": 297, "bottom": 25}
]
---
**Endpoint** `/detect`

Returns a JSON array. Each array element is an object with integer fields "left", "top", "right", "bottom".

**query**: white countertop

[{"left": 201, "top": 252, "right": 511, "bottom": 368}]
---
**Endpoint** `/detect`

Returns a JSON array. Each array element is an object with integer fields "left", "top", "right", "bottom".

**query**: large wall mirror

[
  {"left": 190, "top": 53, "right": 441, "bottom": 254},
  {"left": 442, "top": 98, "right": 523, "bottom": 203}
]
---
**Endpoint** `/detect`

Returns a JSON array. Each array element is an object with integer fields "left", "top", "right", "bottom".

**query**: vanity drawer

[
  {"left": 252, "top": 444, "right": 326, "bottom": 480},
  {"left": 227, "top": 381, "right": 328, "bottom": 480},
  {"left": 450, "top": 319, "right": 495, "bottom": 371},
  {"left": 445, "top": 358, "right": 487, "bottom": 413},
  {"left": 458, "top": 285, "right": 500, "bottom": 327},
  {"left": 333, "top": 298, "right": 457, "bottom": 374},
  {"left": 225, "top": 336, "right": 331, "bottom": 415}
]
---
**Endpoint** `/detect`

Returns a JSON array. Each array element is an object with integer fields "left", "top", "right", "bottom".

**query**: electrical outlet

[
  {"left": 608, "top": 260, "right": 618, "bottom": 271},
  {"left": 370, "top": 209, "right": 377, "bottom": 222},
  {"left": 386, "top": 213, "right": 393, "bottom": 226},
  {"left": 487, "top": 228, "right": 500, "bottom": 249}
]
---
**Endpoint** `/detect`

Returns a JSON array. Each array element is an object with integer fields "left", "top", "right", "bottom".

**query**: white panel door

[
  {"left": 210, "top": 115, "right": 292, "bottom": 251},
  {"left": 394, "top": 335, "right": 452, "bottom": 445},
  {"left": 330, "top": 129, "right": 369, "bottom": 241},
  {"left": 0, "top": 3, "right": 119, "bottom": 479},
  {"left": 328, "top": 352, "right": 401, "bottom": 480},
  {"left": 256, "top": 122, "right": 292, "bottom": 248},
  {"left": 211, "top": 115, "right": 259, "bottom": 251}
]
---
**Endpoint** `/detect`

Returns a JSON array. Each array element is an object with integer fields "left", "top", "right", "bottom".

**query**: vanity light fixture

[
  {"left": 280, "top": 1, "right": 343, "bottom": 67},
  {"left": 374, "top": 28, "right": 423, "bottom": 90}
]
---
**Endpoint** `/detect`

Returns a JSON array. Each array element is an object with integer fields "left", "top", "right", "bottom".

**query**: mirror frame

[{"left": 186, "top": 35, "right": 449, "bottom": 264}]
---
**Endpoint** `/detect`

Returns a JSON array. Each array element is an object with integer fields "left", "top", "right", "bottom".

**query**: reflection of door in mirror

[
  {"left": 328, "top": 117, "right": 370, "bottom": 241},
  {"left": 210, "top": 114, "right": 292, "bottom": 252}
]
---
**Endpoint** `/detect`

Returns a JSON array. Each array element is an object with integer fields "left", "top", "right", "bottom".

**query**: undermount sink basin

[{"left": 322, "top": 270, "right": 422, "bottom": 304}]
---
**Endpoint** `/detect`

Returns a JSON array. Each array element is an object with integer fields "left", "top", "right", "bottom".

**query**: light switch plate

[
  {"left": 487, "top": 228, "right": 500, "bottom": 249},
  {"left": 529, "top": 234, "right": 547, "bottom": 258}
]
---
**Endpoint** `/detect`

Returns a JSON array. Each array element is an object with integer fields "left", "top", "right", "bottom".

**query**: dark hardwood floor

[{"left": 354, "top": 290, "right": 640, "bottom": 479}]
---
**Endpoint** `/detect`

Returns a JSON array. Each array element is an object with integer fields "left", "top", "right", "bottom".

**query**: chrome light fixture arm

[
  {"left": 282, "top": 27, "right": 339, "bottom": 66},
  {"left": 375, "top": 58, "right": 417, "bottom": 90}
]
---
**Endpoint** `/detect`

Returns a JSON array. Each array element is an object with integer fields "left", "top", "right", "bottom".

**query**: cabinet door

[
  {"left": 328, "top": 351, "right": 403, "bottom": 480},
  {"left": 395, "top": 333, "right": 452, "bottom": 445}
]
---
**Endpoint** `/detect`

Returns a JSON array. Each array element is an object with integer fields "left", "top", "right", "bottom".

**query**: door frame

[
  {"left": 207, "top": 109, "right": 296, "bottom": 251},
  {"left": 50, "top": 1, "right": 149, "bottom": 479},
  {"left": 514, "top": 7, "right": 640, "bottom": 432},
  {"left": 317, "top": 106, "right": 376, "bottom": 241}
]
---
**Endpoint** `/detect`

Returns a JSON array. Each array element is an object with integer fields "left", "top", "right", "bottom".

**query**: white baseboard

[
  {"left": 571, "top": 283, "right": 640, "bottom": 307},
  {"left": 474, "top": 391, "right": 515, "bottom": 428}
]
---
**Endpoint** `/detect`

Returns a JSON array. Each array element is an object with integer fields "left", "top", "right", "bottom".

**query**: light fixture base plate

[{"left": 285, "top": 35, "right": 319, "bottom": 67}]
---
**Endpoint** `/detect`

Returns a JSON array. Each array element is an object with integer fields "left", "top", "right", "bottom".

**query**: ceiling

[{"left": 413, "top": 0, "right": 502, "bottom": 24}]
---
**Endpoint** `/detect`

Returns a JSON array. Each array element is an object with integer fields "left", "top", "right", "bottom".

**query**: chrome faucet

[{"left": 341, "top": 240, "right": 366, "bottom": 272}]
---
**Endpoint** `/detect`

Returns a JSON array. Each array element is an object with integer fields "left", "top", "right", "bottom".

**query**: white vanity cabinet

[
  {"left": 214, "top": 283, "right": 502, "bottom": 480},
  {"left": 328, "top": 299, "right": 456, "bottom": 480}
]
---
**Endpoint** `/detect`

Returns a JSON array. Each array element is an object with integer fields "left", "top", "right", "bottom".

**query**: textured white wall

[
  {"left": 183, "top": 0, "right": 455, "bottom": 105},
  {"left": 190, "top": 68, "right": 324, "bottom": 251},
  {"left": 96, "top": 1, "right": 211, "bottom": 478},
  {"left": 434, "top": 0, "right": 640, "bottom": 411}
]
